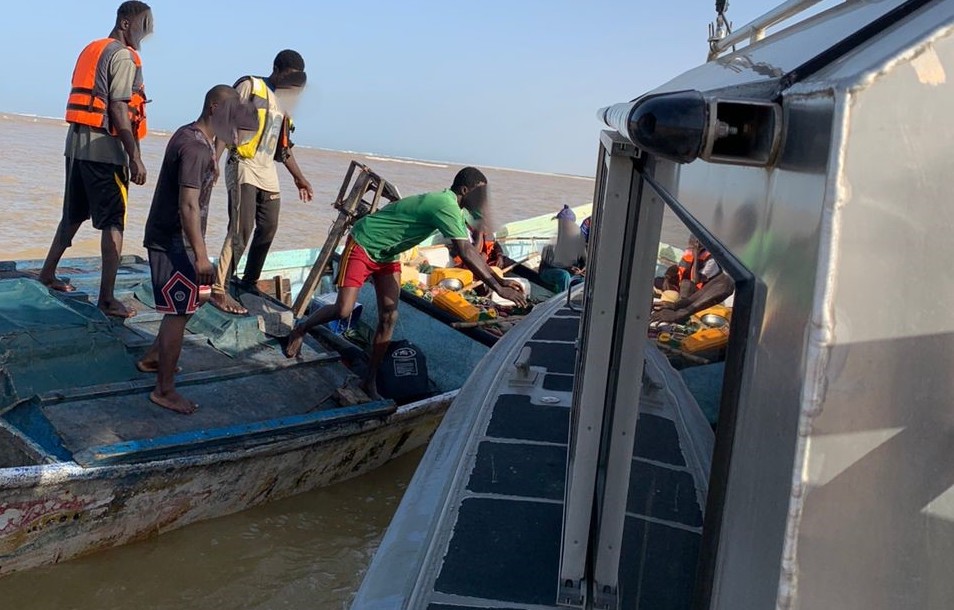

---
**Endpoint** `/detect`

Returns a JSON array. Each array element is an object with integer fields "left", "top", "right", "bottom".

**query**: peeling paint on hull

[{"left": 0, "top": 393, "right": 452, "bottom": 576}]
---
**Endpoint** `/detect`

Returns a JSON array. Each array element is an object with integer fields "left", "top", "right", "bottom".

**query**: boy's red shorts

[{"left": 337, "top": 238, "right": 401, "bottom": 288}]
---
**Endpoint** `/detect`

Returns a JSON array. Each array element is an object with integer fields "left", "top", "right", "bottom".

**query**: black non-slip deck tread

[
  {"left": 543, "top": 374, "right": 574, "bottom": 392},
  {"left": 486, "top": 394, "right": 569, "bottom": 445},
  {"left": 467, "top": 441, "right": 567, "bottom": 500},
  {"left": 626, "top": 460, "right": 704, "bottom": 528},
  {"left": 634, "top": 412, "right": 687, "bottom": 467},
  {"left": 431, "top": 307, "right": 706, "bottom": 610},
  {"left": 619, "top": 515, "right": 701, "bottom": 610},
  {"left": 434, "top": 497, "right": 563, "bottom": 605},
  {"left": 531, "top": 316, "right": 581, "bottom": 342},
  {"left": 526, "top": 341, "right": 577, "bottom": 374}
]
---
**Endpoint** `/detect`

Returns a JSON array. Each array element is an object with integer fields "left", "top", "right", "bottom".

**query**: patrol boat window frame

[{"left": 638, "top": 169, "right": 765, "bottom": 609}]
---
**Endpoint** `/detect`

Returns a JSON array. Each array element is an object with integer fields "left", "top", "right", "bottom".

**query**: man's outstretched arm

[{"left": 453, "top": 239, "right": 528, "bottom": 307}]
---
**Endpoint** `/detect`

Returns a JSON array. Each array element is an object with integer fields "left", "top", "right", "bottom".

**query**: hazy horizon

[{"left": 0, "top": 111, "right": 597, "bottom": 179}]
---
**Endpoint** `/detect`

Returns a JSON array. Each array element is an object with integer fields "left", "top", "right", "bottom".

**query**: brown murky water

[
  {"left": 0, "top": 114, "right": 596, "bottom": 262},
  {"left": 0, "top": 114, "right": 596, "bottom": 609},
  {"left": 0, "top": 449, "right": 424, "bottom": 609}
]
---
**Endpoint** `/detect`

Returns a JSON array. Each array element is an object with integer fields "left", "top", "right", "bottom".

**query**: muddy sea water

[
  {"left": 0, "top": 115, "right": 597, "bottom": 261},
  {"left": 0, "top": 114, "right": 597, "bottom": 609}
]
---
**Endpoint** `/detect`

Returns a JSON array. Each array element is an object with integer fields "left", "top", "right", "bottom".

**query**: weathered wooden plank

[
  {"left": 336, "top": 382, "right": 371, "bottom": 406},
  {"left": 37, "top": 347, "right": 338, "bottom": 405},
  {"left": 72, "top": 400, "right": 397, "bottom": 467},
  {"left": 254, "top": 275, "right": 292, "bottom": 305},
  {"left": 42, "top": 362, "right": 354, "bottom": 452}
]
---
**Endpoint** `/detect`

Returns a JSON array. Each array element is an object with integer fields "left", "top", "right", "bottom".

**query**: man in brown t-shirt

[{"left": 137, "top": 86, "right": 257, "bottom": 414}]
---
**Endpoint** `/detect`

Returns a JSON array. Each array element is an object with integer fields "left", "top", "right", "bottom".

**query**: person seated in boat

[
  {"left": 539, "top": 205, "right": 586, "bottom": 292},
  {"left": 651, "top": 236, "right": 734, "bottom": 324},
  {"left": 138, "top": 86, "right": 259, "bottom": 414},
  {"left": 449, "top": 227, "right": 507, "bottom": 269},
  {"left": 284, "top": 167, "right": 528, "bottom": 398},
  {"left": 448, "top": 230, "right": 507, "bottom": 298},
  {"left": 653, "top": 263, "right": 682, "bottom": 300},
  {"left": 580, "top": 215, "right": 592, "bottom": 244}
]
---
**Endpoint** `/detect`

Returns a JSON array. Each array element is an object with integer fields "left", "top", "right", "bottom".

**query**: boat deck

[
  {"left": 354, "top": 292, "right": 714, "bottom": 609},
  {"left": 0, "top": 256, "right": 382, "bottom": 468}
]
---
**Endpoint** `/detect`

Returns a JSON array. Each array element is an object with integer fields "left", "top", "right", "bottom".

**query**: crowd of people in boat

[{"left": 38, "top": 2, "right": 528, "bottom": 415}]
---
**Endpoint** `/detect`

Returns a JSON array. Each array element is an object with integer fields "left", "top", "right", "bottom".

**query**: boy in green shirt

[{"left": 285, "top": 167, "right": 527, "bottom": 399}]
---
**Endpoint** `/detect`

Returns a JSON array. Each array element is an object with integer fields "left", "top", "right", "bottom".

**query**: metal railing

[{"left": 708, "top": 0, "right": 836, "bottom": 60}]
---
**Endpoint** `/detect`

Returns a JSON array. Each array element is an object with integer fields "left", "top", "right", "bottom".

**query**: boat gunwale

[
  {"left": 0, "top": 390, "right": 458, "bottom": 488},
  {"left": 353, "top": 289, "right": 574, "bottom": 608}
]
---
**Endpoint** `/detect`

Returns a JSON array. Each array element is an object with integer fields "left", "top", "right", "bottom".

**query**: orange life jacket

[
  {"left": 65, "top": 38, "right": 148, "bottom": 140},
  {"left": 453, "top": 239, "right": 497, "bottom": 267},
  {"left": 678, "top": 250, "right": 710, "bottom": 288}
]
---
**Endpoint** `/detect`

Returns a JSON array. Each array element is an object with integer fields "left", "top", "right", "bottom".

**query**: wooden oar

[{"left": 462, "top": 252, "right": 540, "bottom": 291}]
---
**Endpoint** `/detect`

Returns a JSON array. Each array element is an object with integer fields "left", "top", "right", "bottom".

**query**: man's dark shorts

[
  {"left": 148, "top": 243, "right": 199, "bottom": 316},
  {"left": 64, "top": 158, "right": 129, "bottom": 231}
]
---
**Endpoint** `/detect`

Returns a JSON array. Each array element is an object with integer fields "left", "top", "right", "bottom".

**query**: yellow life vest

[{"left": 234, "top": 76, "right": 271, "bottom": 159}]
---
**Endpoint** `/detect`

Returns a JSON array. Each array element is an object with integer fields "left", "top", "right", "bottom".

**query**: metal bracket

[
  {"left": 557, "top": 577, "right": 586, "bottom": 607},
  {"left": 566, "top": 276, "right": 586, "bottom": 312},
  {"left": 592, "top": 582, "right": 619, "bottom": 610},
  {"left": 599, "top": 130, "right": 642, "bottom": 159},
  {"left": 509, "top": 346, "right": 541, "bottom": 386}
]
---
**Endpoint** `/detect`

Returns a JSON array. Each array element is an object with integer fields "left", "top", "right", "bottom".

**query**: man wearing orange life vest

[
  {"left": 676, "top": 237, "right": 715, "bottom": 295},
  {"left": 38, "top": 1, "right": 153, "bottom": 319},
  {"left": 652, "top": 235, "right": 734, "bottom": 324}
]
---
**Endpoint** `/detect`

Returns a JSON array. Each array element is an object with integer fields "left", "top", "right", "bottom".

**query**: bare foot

[
  {"left": 136, "top": 359, "right": 181, "bottom": 374},
  {"left": 40, "top": 276, "right": 76, "bottom": 292},
  {"left": 99, "top": 298, "right": 137, "bottom": 319},
  {"left": 284, "top": 328, "right": 305, "bottom": 358},
  {"left": 362, "top": 380, "right": 384, "bottom": 401},
  {"left": 149, "top": 389, "right": 198, "bottom": 414},
  {"left": 209, "top": 291, "right": 248, "bottom": 315}
]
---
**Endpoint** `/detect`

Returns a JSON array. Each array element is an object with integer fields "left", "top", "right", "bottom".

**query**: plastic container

[
  {"left": 682, "top": 326, "right": 729, "bottom": 353},
  {"left": 419, "top": 245, "right": 452, "bottom": 268},
  {"left": 428, "top": 267, "right": 474, "bottom": 288},
  {"left": 311, "top": 292, "right": 363, "bottom": 334},
  {"left": 400, "top": 264, "right": 421, "bottom": 285},
  {"left": 691, "top": 304, "right": 732, "bottom": 326},
  {"left": 491, "top": 277, "right": 532, "bottom": 306},
  {"left": 433, "top": 291, "right": 480, "bottom": 323}
]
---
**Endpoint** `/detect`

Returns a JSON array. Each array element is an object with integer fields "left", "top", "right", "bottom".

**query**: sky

[{"left": 0, "top": 1, "right": 791, "bottom": 176}]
